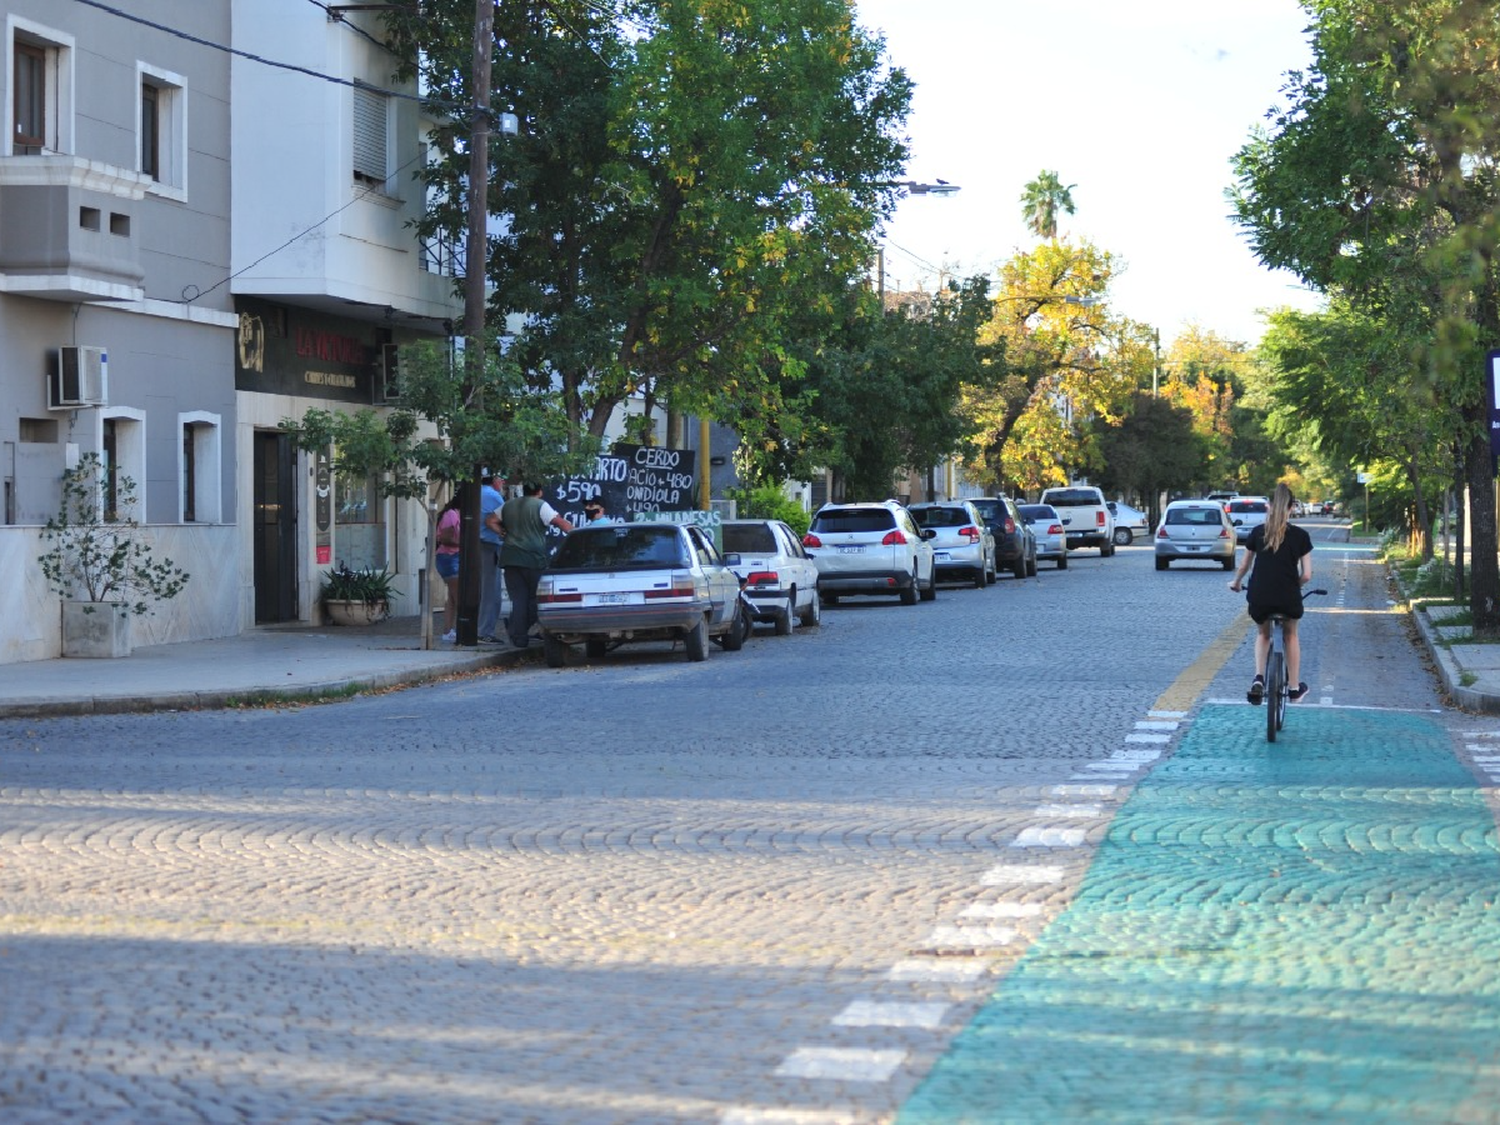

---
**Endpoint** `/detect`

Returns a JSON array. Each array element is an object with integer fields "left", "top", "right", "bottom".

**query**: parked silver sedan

[
  {"left": 908, "top": 500, "right": 996, "bottom": 588},
  {"left": 1018, "top": 503, "right": 1067, "bottom": 569},
  {"left": 721, "top": 518, "right": 821, "bottom": 634},
  {"left": 536, "top": 522, "right": 748, "bottom": 663},
  {"left": 1154, "top": 499, "right": 1236, "bottom": 570}
]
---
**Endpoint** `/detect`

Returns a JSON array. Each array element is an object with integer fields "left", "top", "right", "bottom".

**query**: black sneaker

[
  {"left": 1247, "top": 676, "right": 1265, "bottom": 705},
  {"left": 1289, "top": 682, "right": 1309, "bottom": 702}
]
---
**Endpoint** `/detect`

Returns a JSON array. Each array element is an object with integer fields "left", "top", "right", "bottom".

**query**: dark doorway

[{"left": 253, "top": 431, "right": 297, "bottom": 623}]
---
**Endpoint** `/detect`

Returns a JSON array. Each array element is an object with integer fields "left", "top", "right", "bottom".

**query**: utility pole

[{"left": 454, "top": 0, "right": 493, "bottom": 646}]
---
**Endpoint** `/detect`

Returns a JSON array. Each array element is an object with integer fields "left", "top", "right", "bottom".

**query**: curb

[
  {"left": 0, "top": 648, "right": 534, "bottom": 720},
  {"left": 1408, "top": 599, "right": 1500, "bottom": 716}
]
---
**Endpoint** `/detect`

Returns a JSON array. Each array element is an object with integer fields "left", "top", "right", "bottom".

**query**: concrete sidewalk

[
  {"left": 0, "top": 616, "right": 531, "bottom": 719},
  {"left": 1413, "top": 602, "right": 1500, "bottom": 715}
]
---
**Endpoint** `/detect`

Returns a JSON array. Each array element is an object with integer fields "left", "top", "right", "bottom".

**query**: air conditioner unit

[
  {"left": 48, "top": 346, "right": 108, "bottom": 409},
  {"left": 373, "top": 343, "right": 403, "bottom": 404}
]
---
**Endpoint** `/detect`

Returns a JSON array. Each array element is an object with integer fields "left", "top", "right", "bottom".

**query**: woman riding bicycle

[{"left": 1228, "top": 482, "right": 1313, "bottom": 705}]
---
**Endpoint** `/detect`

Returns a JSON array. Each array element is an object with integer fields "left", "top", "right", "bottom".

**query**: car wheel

[
  {"left": 1222, "top": 556, "right": 1235, "bottom": 571},
  {"left": 1155, "top": 557, "right": 1169, "bottom": 571},
  {"left": 1026, "top": 551, "right": 1038, "bottom": 577},
  {"left": 543, "top": 634, "right": 569, "bottom": 668},
  {"left": 584, "top": 637, "right": 608, "bottom": 659},
  {"left": 1057, "top": 553, "right": 1068, "bottom": 570},
  {"left": 985, "top": 560, "right": 997, "bottom": 585},
  {"left": 800, "top": 588, "right": 822, "bottom": 627},
  {"left": 1102, "top": 542, "right": 1115, "bottom": 558},
  {"left": 972, "top": 566, "right": 985, "bottom": 589},
  {"left": 900, "top": 568, "right": 919, "bottom": 605},
  {"left": 722, "top": 603, "right": 750, "bottom": 651},
  {"left": 1011, "top": 554, "right": 1026, "bottom": 580},
  {"left": 1114, "top": 527, "right": 1133, "bottom": 546},
  {"left": 772, "top": 593, "right": 794, "bottom": 636},
  {"left": 920, "top": 567, "right": 937, "bottom": 601},
  {"left": 684, "top": 616, "right": 709, "bottom": 661}
]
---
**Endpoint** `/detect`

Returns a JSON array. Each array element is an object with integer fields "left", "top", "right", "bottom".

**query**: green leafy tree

[
  {"left": 1095, "top": 393, "right": 1206, "bottom": 514},
  {"left": 1230, "top": 0, "right": 1500, "bottom": 630},
  {"left": 390, "top": 0, "right": 912, "bottom": 448},
  {"left": 1020, "top": 170, "right": 1077, "bottom": 241}
]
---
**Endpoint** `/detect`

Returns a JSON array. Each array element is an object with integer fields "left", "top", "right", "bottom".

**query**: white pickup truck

[{"left": 1039, "top": 485, "right": 1116, "bottom": 558}]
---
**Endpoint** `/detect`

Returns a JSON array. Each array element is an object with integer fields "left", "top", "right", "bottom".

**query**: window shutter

[{"left": 352, "top": 85, "right": 387, "bottom": 183}]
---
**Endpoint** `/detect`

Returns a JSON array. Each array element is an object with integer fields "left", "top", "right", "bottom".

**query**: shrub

[{"left": 725, "top": 483, "right": 811, "bottom": 537}]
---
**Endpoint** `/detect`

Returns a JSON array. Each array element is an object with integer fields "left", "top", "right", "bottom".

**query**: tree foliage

[
  {"left": 1230, "top": 0, "right": 1500, "bottom": 627},
  {"left": 1019, "top": 170, "right": 1077, "bottom": 241}
]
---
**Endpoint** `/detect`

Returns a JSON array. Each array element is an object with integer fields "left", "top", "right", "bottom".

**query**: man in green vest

[{"left": 497, "top": 481, "right": 574, "bottom": 649}]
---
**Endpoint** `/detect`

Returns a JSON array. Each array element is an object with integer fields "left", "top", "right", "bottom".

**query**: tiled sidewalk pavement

[{"left": 897, "top": 704, "right": 1500, "bottom": 1123}]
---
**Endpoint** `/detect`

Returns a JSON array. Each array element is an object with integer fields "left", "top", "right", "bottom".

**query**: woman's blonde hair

[{"left": 1263, "top": 482, "right": 1294, "bottom": 552}]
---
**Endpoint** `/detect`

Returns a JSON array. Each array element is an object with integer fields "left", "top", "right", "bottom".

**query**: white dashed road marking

[
  {"left": 774, "top": 1048, "right": 907, "bottom": 1082},
  {"left": 832, "top": 1001, "right": 949, "bottom": 1029}
]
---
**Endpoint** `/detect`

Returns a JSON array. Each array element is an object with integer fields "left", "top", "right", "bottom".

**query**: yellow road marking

[{"left": 1155, "top": 613, "right": 1249, "bottom": 713}]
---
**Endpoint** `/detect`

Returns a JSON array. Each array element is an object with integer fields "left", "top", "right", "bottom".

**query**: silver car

[
  {"left": 803, "top": 500, "right": 937, "bottom": 605},
  {"left": 721, "top": 518, "right": 821, "bottom": 634},
  {"left": 536, "top": 522, "right": 747, "bottom": 663},
  {"left": 1019, "top": 503, "right": 1067, "bottom": 569},
  {"left": 908, "top": 500, "right": 997, "bottom": 588},
  {"left": 1154, "top": 500, "right": 1236, "bottom": 570}
]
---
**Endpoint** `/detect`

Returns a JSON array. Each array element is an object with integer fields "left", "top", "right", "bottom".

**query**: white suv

[
  {"left": 803, "top": 500, "right": 937, "bottom": 605},
  {"left": 1038, "top": 485, "right": 1116, "bottom": 557}
]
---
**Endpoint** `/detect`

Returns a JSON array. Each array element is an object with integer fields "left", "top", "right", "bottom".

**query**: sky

[{"left": 851, "top": 0, "right": 1326, "bottom": 347}]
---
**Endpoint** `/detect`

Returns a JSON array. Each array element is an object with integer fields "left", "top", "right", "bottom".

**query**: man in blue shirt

[{"left": 476, "top": 473, "right": 506, "bottom": 642}]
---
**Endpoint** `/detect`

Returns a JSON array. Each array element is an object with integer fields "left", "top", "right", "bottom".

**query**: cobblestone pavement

[{"left": 2, "top": 529, "right": 1495, "bottom": 1123}]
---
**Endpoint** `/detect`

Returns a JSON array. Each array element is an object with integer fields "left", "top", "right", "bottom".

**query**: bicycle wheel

[{"left": 1265, "top": 650, "right": 1285, "bottom": 743}]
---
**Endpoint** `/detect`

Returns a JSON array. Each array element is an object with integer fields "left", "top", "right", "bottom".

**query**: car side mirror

[{"left": 920, "top": 528, "right": 938, "bottom": 540}]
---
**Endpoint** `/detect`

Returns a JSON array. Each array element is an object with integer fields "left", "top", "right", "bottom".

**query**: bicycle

[{"left": 1264, "top": 587, "right": 1326, "bottom": 743}]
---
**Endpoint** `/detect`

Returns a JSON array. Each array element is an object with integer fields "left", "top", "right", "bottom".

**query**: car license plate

[
  {"left": 934, "top": 551, "right": 950, "bottom": 561},
  {"left": 838, "top": 546, "right": 863, "bottom": 554},
  {"left": 587, "top": 592, "right": 642, "bottom": 606}
]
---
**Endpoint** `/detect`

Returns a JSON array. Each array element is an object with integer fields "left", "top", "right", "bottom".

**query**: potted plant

[
  {"left": 38, "top": 452, "right": 191, "bottom": 658},
  {"left": 321, "top": 562, "right": 398, "bottom": 625}
]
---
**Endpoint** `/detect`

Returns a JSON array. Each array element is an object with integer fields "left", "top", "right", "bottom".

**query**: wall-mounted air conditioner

[
  {"left": 373, "top": 342, "right": 403, "bottom": 404},
  {"left": 48, "top": 346, "right": 108, "bottom": 409}
]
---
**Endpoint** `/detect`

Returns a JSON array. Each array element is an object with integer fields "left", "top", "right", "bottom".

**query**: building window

[
  {"left": 179, "top": 413, "right": 221, "bottom": 523},
  {"left": 352, "top": 83, "right": 389, "bottom": 187},
  {"left": 137, "top": 65, "right": 186, "bottom": 198},
  {"left": 181, "top": 424, "right": 195, "bottom": 521},
  {"left": 13, "top": 41, "right": 45, "bottom": 152},
  {"left": 141, "top": 81, "right": 159, "bottom": 179}
]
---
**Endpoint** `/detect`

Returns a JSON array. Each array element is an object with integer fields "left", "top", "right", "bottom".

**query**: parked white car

[
  {"left": 721, "top": 519, "right": 821, "bottom": 634},
  {"left": 1039, "top": 485, "right": 1115, "bottom": 557},
  {"left": 1018, "top": 503, "right": 1067, "bottom": 569},
  {"left": 803, "top": 500, "right": 937, "bottom": 605},
  {"left": 1107, "top": 500, "right": 1150, "bottom": 545}
]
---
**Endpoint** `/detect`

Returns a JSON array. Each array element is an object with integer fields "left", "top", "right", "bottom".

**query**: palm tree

[{"left": 1020, "top": 170, "right": 1077, "bottom": 240}]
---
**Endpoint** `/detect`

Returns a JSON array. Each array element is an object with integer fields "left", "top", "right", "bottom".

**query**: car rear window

[
  {"left": 912, "top": 506, "right": 970, "bottom": 528},
  {"left": 1165, "top": 508, "right": 1223, "bottom": 526},
  {"left": 1043, "top": 489, "right": 1103, "bottom": 507},
  {"left": 1018, "top": 505, "right": 1056, "bottom": 521},
  {"left": 810, "top": 508, "right": 896, "bottom": 534},
  {"left": 1228, "top": 501, "right": 1267, "bottom": 514},
  {"left": 969, "top": 499, "right": 1004, "bottom": 521},
  {"left": 550, "top": 526, "right": 688, "bottom": 569},
  {"left": 721, "top": 523, "right": 777, "bottom": 553}
]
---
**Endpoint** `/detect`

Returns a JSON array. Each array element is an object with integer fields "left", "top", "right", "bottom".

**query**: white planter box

[{"left": 61, "top": 601, "right": 132, "bottom": 658}]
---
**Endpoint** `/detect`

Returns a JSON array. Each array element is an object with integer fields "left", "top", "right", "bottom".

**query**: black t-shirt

[{"left": 1246, "top": 523, "right": 1312, "bottom": 611}]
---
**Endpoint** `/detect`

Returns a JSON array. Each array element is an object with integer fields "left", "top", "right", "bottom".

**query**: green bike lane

[
  {"left": 898, "top": 539, "right": 1500, "bottom": 1125},
  {"left": 898, "top": 704, "right": 1500, "bottom": 1122}
]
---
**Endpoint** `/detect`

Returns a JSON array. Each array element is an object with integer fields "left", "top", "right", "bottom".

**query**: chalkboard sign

[{"left": 546, "top": 444, "right": 698, "bottom": 533}]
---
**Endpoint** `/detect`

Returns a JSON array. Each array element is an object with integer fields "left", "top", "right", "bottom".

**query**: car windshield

[
  {"left": 811, "top": 509, "right": 895, "bottom": 534},
  {"left": 1166, "top": 508, "right": 1223, "bottom": 526},
  {"left": 1044, "top": 489, "right": 1100, "bottom": 507},
  {"left": 912, "top": 506, "right": 969, "bottom": 528},
  {"left": 721, "top": 523, "right": 778, "bottom": 553},
  {"left": 549, "top": 526, "right": 688, "bottom": 570}
]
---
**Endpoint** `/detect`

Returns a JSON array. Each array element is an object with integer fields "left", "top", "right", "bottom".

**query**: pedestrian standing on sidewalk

[
  {"left": 1229, "top": 481, "right": 1313, "bottom": 704},
  {"left": 499, "top": 481, "right": 573, "bottom": 649},
  {"left": 434, "top": 494, "right": 463, "bottom": 643},
  {"left": 476, "top": 472, "right": 506, "bottom": 642}
]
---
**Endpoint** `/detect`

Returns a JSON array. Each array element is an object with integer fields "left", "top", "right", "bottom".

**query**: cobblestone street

[{"left": 5, "top": 532, "right": 1498, "bottom": 1123}]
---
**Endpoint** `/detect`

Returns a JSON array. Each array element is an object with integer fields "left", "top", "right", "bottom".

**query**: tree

[
  {"left": 1019, "top": 170, "right": 1077, "bottom": 241},
  {"left": 1095, "top": 393, "right": 1205, "bottom": 512},
  {"left": 963, "top": 240, "right": 1135, "bottom": 492},
  {"left": 1230, "top": 0, "right": 1500, "bottom": 631},
  {"left": 390, "top": 0, "right": 913, "bottom": 445}
]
